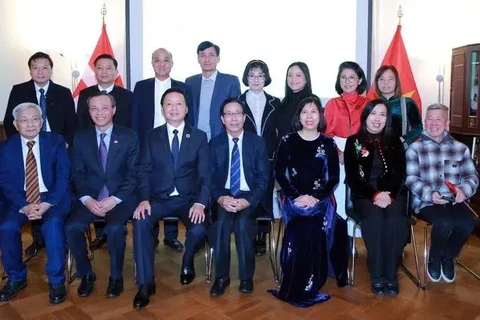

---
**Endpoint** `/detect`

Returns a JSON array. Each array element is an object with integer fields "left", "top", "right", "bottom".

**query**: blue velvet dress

[{"left": 268, "top": 132, "right": 346, "bottom": 308}]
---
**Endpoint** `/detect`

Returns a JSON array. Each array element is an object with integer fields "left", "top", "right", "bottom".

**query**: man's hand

[
  {"left": 36, "top": 202, "right": 52, "bottom": 217},
  {"left": 218, "top": 196, "right": 237, "bottom": 213},
  {"left": 85, "top": 199, "right": 105, "bottom": 217},
  {"left": 432, "top": 191, "right": 448, "bottom": 205},
  {"left": 22, "top": 204, "right": 40, "bottom": 220},
  {"left": 234, "top": 198, "right": 251, "bottom": 211},
  {"left": 133, "top": 201, "right": 151, "bottom": 220},
  {"left": 189, "top": 203, "right": 205, "bottom": 224},
  {"left": 99, "top": 197, "right": 117, "bottom": 214},
  {"left": 454, "top": 187, "right": 467, "bottom": 203}
]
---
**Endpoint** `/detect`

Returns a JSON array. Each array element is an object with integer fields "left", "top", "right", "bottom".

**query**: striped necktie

[
  {"left": 97, "top": 133, "right": 109, "bottom": 200},
  {"left": 39, "top": 88, "right": 47, "bottom": 131},
  {"left": 25, "top": 140, "right": 41, "bottom": 204},
  {"left": 230, "top": 138, "right": 240, "bottom": 196}
]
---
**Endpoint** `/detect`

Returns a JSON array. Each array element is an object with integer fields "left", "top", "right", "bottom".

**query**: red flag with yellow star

[{"left": 368, "top": 25, "right": 422, "bottom": 112}]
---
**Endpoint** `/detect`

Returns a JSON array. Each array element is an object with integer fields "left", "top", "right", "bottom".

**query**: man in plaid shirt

[{"left": 406, "top": 103, "right": 479, "bottom": 284}]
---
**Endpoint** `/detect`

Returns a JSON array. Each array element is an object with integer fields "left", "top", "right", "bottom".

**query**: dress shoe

[
  {"left": 0, "top": 280, "right": 27, "bottom": 302},
  {"left": 371, "top": 282, "right": 386, "bottom": 297},
  {"left": 254, "top": 233, "right": 267, "bottom": 256},
  {"left": 210, "top": 277, "right": 230, "bottom": 297},
  {"left": 180, "top": 264, "right": 196, "bottom": 285},
  {"left": 49, "top": 283, "right": 67, "bottom": 304},
  {"left": 133, "top": 283, "right": 156, "bottom": 309},
  {"left": 385, "top": 280, "right": 399, "bottom": 296},
  {"left": 24, "top": 242, "right": 45, "bottom": 257},
  {"left": 239, "top": 280, "right": 254, "bottom": 293},
  {"left": 164, "top": 238, "right": 184, "bottom": 252},
  {"left": 427, "top": 257, "right": 441, "bottom": 282},
  {"left": 441, "top": 259, "right": 456, "bottom": 283},
  {"left": 77, "top": 273, "right": 96, "bottom": 297},
  {"left": 89, "top": 234, "right": 107, "bottom": 251},
  {"left": 106, "top": 277, "right": 124, "bottom": 298}
]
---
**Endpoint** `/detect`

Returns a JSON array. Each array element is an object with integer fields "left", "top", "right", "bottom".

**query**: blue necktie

[
  {"left": 172, "top": 129, "right": 179, "bottom": 170},
  {"left": 101, "top": 90, "right": 107, "bottom": 94},
  {"left": 230, "top": 138, "right": 240, "bottom": 196},
  {"left": 98, "top": 133, "right": 109, "bottom": 200},
  {"left": 39, "top": 88, "right": 47, "bottom": 131}
]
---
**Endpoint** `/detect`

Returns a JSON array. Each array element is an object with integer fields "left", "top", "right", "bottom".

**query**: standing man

[
  {"left": 132, "top": 88, "right": 209, "bottom": 309},
  {"left": 406, "top": 103, "right": 479, "bottom": 283},
  {"left": 65, "top": 92, "right": 139, "bottom": 298},
  {"left": 0, "top": 103, "right": 71, "bottom": 304},
  {"left": 131, "top": 48, "right": 190, "bottom": 251},
  {"left": 209, "top": 98, "right": 269, "bottom": 296},
  {"left": 3, "top": 51, "right": 76, "bottom": 257},
  {"left": 186, "top": 41, "right": 241, "bottom": 140}
]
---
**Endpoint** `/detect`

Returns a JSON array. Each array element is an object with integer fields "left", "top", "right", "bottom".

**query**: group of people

[{"left": 0, "top": 39, "right": 478, "bottom": 310}]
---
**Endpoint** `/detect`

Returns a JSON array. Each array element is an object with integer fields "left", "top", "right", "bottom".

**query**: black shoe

[
  {"left": 133, "top": 283, "right": 156, "bottom": 309},
  {"left": 180, "top": 264, "right": 196, "bottom": 285},
  {"left": 371, "top": 282, "right": 386, "bottom": 297},
  {"left": 385, "top": 280, "right": 399, "bottom": 296},
  {"left": 210, "top": 277, "right": 230, "bottom": 297},
  {"left": 427, "top": 257, "right": 441, "bottom": 282},
  {"left": 239, "top": 280, "right": 254, "bottom": 293},
  {"left": 441, "top": 259, "right": 456, "bottom": 283},
  {"left": 254, "top": 233, "right": 267, "bottom": 256},
  {"left": 164, "top": 238, "right": 184, "bottom": 252},
  {"left": 89, "top": 235, "right": 107, "bottom": 251},
  {"left": 77, "top": 273, "right": 96, "bottom": 297},
  {"left": 106, "top": 277, "right": 124, "bottom": 298},
  {"left": 24, "top": 242, "right": 45, "bottom": 257},
  {"left": 0, "top": 280, "right": 27, "bottom": 302},
  {"left": 49, "top": 283, "right": 67, "bottom": 304}
]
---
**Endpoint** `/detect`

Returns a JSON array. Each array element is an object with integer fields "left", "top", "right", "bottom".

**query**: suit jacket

[
  {"left": 76, "top": 85, "right": 133, "bottom": 130},
  {"left": 185, "top": 72, "right": 241, "bottom": 138},
  {"left": 209, "top": 131, "right": 269, "bottom": 208},
  {"left": 72, "top": 125, "right": 139, "bottom": 202},
  {"left": 138, "top": 123, "right": 210, "bottom": 206},
  {"left": 0, "top": 132, "right": 71, "bottom": 213},
  {"left": 131, "top": 78, "right": 191, "bottom": 143},
  {"left": 238, "top": 90, "right": 281, "bottom": 160},
  {"left": 4, "top": 80, "right": 76, "bottom": 145}
]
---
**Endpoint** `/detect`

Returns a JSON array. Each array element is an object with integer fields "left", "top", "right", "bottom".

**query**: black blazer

[
  {"left": 209, "top": 131, "right": 269, "bottom": 208},
  {"left": 76, "top": 85, "right": 133, "bottom": 130},
  {"left": 4, "top": 80, "right": 76, "bottom": 145},
  {"left": 344, "top": 134, "right": 406, "bottom": 201},
  {"left": 138, "top": 123, "right": 210, "bottom": 206},
  {"left": 238, "top": 91, "right": 280, "bottom": 160},
  {"left": 72, "top": 125, "right": 140, "bottom": 202}
]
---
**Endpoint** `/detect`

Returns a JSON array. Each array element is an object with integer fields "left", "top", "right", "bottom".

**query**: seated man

[
  {"left": 132, "top": 88, "right": 209, "bottom": 309},
  {"left": 65, "top": 92, "right": 139, "bottom": 298},
  {"left": 209, "top": 98, "right": 269, "bottom": 296},
  {"left": 0, "top": 103, "right": 71, "bottom": 304},
  {"left": 406, "top": 103, "right": 479, "bottom": 283}
]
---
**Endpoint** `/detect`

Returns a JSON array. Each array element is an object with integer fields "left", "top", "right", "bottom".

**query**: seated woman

[
  {"left": 344, "top": 99, "right": 409, "bottom": 296},
  {"left": 268, "top": 96, "right": 346, "bottom": 308}
]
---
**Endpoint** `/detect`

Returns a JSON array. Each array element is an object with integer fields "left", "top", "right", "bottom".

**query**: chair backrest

[{"left": 345, "top": 183, "right": 358, "bottom": 222}]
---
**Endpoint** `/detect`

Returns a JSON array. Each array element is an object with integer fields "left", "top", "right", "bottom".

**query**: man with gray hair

[
  {"left": 406, "top": 103, "right": 479, "bottom": 284},
  {"left": 0, "top": 102, "right": 71, "bottom": 304}
]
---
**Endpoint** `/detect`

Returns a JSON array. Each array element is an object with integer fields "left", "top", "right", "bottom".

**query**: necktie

[
  {"left": 101, "top": 90, "right": 107, "bottom": 94},
  {"left": 39, "top": 88, "right": 47, "bottom": 131},
  {"left": 230, "top": 138, "right": 241, "bottom": 196},
  {"left": 172, "top": 129, "right": 179, "bottom": 169},
  {"left": 97, "top": 133, "right": 109, "bottom": 201},
  {"left": 25, "top": 140, "right": 41, "bottom": 204}
]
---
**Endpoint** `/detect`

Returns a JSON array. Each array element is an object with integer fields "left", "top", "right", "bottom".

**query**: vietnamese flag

[
  {"left": 367, "top": 25, "right": 422, "bottom": 112},
  {"left": 72, "top": 22, "right": 124, "bottom": 99}
]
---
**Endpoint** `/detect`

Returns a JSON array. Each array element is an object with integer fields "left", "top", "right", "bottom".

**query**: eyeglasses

[
  {"left": 248, "top": 74, "right": 265, "bottom": 81},
  {"left": 340, "top": 76, "right": 358, "bottom": 83},
  {"left": 17, "top": 117, "right": 41, "bottom": 125},
  {"left": 223, "top": 112, "right": 244, "bottom": 118}
]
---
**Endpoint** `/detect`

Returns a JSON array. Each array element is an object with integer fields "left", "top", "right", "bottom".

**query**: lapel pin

[
  {"left": 114, "top": 140, "right": 119, "bottom": 144},
  {"left": 186, "top": 134, "right": 190, "bottom": 139}
]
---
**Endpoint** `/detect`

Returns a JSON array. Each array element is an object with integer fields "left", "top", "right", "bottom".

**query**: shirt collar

[
  {"left": 420, "top": 130, "right": 453, "bottom": 145},
  {"left": 202, "top": 70, "right": 218, "bottom": 82},
  {"left": 98, "top": 84, "right": 115, "bottom": 93},
  {"left": 155, "top": 77, "right": 171, "bottom": 86},
  {"left": 166, "top": 121, "right": 185, "bottom": 134},
  {"left": 95, "top": 124, "right": 114, "bottom": 137},
  {"left": 227, "top": 130, "right": 244, "bottom": 142},
  {"left": 34, "top": 81, "right": 50, "bottom": 93},
  {"left": 246, "top": 90, "right": 264, "bottom": 98},
  {"left": 21, "top": 134, "right": 40, "bottom": 146}
]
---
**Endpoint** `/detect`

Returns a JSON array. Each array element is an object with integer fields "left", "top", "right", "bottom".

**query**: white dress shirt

[
  {"left": 154, "top": 77, "right": 172, "bottom": 128},
  {"left": 21, "top": 135, "right": 48, "bottom": 193},
  {"left": 34, "top": 82, "right": 51, "bottom": 132},
  {"left": 224, "top": 131, "right": 250, "bottom": 192},
  {"left": 97, "top": 83, "right": 115, "bottom": 93},
  {"left": 246, "top": 90, "right": 266, "bottom": 135}
]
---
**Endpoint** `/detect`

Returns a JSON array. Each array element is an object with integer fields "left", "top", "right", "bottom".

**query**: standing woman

[
  {"left": 374, "top": 65, "right": 423, "bottom": 146},
  {"left": 268, "top": 96, "right": 347, "bottom": 308},
  {"left": 344, "top": 99, "right": 409, "bottom": 296},
  {"left": 238, "top": 60, "right": 281, "bottom": 255},
  {"left": 324, "top": 61, "right": 369, "bottom": 240}
]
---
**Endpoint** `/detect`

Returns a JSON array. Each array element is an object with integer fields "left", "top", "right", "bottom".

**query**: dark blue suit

[
  {"left": 65, "top": 125, "right": 139, "bottom": 279},
  {"left": 0, "top": 132, "right": 71, "bottom": 284},
  {"left": 133, "top": 123, "right": 210, "bottom": 285},
  {"left": 209, "top": 131, "right": 269, "bottom": 280},
  {"left": 185, "top": 72, "right": 241, "bottom": 138}
]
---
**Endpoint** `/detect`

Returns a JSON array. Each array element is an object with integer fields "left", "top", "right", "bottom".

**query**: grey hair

[
  {"left": 12, "top": 102, "right": 42, "bottom": 120},
  {"left": 426, "top": 103, "right": 449, "bottom": 114},
  {"left": 152, "top": 48, "right": 173, "bottom": 64}
]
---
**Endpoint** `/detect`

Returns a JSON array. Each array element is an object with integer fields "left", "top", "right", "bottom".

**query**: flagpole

[
  {"left": 101, "top": 1, "right": 107, "bottom": 25},
  {"left": 397, "top": 5, "right": 403, "bottom": 26}
]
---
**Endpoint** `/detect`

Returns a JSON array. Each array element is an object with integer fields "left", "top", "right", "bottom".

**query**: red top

[{"left": 324, "top": 93, "right": 369, "bottom": 138}]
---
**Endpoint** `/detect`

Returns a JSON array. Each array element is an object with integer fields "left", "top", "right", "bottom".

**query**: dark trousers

[
  {"left": 133, "top": 196, "right": 206, "bottom": 285},
  {"left": 65, "top": 201, "right": 133, "bottom": 279},
  {"left": 31, "top": 222, "right": 45, "bottom": 245},
  {"left": 0, "top": 207, "right": 66, "bottom": 284},
  {"left": 212, "top": 202, "right": 257, "bottom": 280},
  {"left": 354, "top": 196, "right": 409, "bottom": 282},
  {"left": 97, "top": 219, "right": 179, "bottom": 240},
  {"left": 418, "top": 203, "right": 474, "bottom": 260}
]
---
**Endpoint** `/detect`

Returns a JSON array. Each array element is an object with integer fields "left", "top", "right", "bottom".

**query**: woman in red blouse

[{"left": 324, "top": 61, "right": 368, "bottom": 239}]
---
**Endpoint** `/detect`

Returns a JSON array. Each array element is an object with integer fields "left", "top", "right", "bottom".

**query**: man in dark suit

[
  {"left": 185, "top": 41, "right": 241, "bottom": 140},
  {"left": 132, "top": 88, "right": 209, "bottom": 309},
  {"left": 76, "top": 53, "right": 133, "bottom": 249},
  {"left": 131, "top": 48, "right": 190, "bottom": 252},
  {"left": 65, "top": 92, "right": 139, "bottom": 298},
  {"left": 3, "top": 51, "right": 76, "bottom": 258},
  {"left": 209, "top": 98, "right": 269, "bottom": 296},
  {"left": 0, "top": 103, "right": 71, "bottom": 304}
]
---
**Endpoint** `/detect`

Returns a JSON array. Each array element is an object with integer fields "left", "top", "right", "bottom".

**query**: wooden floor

[{"left": 1, "top": 221, "right": 480, "bottom": 320}]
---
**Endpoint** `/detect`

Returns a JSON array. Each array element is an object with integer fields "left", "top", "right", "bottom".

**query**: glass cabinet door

[{"left": 469, "top": 51, "right": 479, "bottom": 128}]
